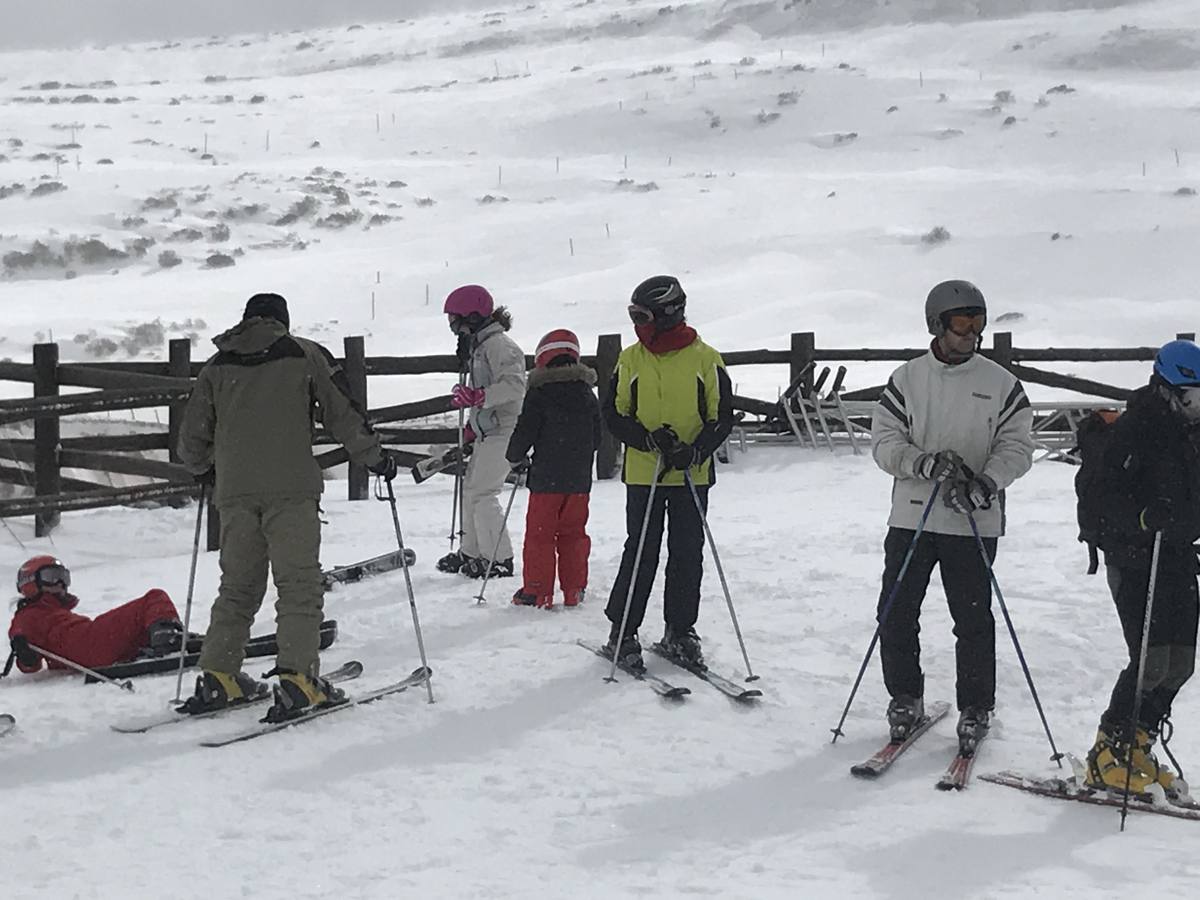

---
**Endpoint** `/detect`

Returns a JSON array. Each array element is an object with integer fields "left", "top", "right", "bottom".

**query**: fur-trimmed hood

[{"left": 528, "top": 363, "right": 596, "bottom": 390}]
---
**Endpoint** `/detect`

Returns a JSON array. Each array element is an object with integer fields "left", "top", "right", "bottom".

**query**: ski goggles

[
  {"left": 944, "top": 311, "right": 987, "bottom": 337},
  {"left": 35, "top": 564, "right": 70, "bottom": 589},
  {"left": 627, "top": 304, "right": 656, "bottom": 325}
]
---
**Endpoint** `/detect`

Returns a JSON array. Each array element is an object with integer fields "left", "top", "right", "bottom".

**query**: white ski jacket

[
  {"left": 872, "top": 348, "right": 1035, "bottom": 538},
  {"left": 468, "top": 321, "right": 526, "bottom": 439}
]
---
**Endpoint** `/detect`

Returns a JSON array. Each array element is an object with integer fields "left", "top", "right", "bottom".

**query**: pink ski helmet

[{"left": 443, "top": 285, "right": 495, "bottom": 318}]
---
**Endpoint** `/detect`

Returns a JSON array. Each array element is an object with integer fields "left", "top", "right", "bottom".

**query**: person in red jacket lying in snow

[{"left": 6, "top": 555, "right": 183, "bottom": 675}]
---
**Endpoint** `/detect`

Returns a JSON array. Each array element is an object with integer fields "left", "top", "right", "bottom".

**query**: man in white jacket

[{"left": 871, "top": 280, "right": 1035, "bottom": 753}]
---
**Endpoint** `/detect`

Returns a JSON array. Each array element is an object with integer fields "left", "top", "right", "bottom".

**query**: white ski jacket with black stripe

[{"left": 871, "top": 348, "right": 1035, "bottom": 538}]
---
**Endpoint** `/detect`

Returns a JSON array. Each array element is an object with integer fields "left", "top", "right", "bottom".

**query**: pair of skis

[
  {"left": 110, "top": 662, "right": 431, "bottom": 748},
  {"left": 849, "top": 701, "right": 983, "bottom": 790},
  {"left": 578, "top": 640, "right": 763, "bottom": 703}
]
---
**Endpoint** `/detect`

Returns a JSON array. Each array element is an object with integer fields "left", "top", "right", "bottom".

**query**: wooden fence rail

[{"left": 0, "top": 329, "right": 1191, "bottom": 543}]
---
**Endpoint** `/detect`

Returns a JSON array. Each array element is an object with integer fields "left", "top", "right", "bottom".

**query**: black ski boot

[
  {"left": 956, "top": 707, "right": 990, "bottom": 756},
  {"left": 487, "top": 558, "right": 515, "bottom": 579},
  {"left": 437, "top": 550, "right": 465, "bottom": 574},
  {"left": 602, "top": 623, "right": 644, "bottom": 672},
  {"left": 145, "top": 618, "right": 185, "bottom": 655},
  {"left": 180, "top": 670, "right": 268, "bottom": 714},
  {"left": 887, "top": 695, "right": 925, "bottom": 742},
  {"left": 264, "top": 670, "right": 347, "bottom": 723},
  {"left": 661, "top": 625, "right": 705, "bottom": 669}
]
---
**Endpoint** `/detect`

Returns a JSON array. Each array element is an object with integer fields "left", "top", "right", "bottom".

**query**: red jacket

[{"left": 8, "top": 588, "right": 178, "bottom": 672}]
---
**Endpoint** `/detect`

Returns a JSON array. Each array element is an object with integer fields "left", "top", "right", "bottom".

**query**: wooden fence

[{"left": 0, "top": 329, "right": 1191, "bottom": 547}]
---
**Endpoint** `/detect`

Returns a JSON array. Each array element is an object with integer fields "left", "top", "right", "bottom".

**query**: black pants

[
  {"left": 877, "top": 528, "right": 998, "bottom": 711},
  {"left": 605, "top": 483, "right": 708, "bottom": 638},
  {"left": 1101, "top": 550, "right": 1199, "bottom": 739}
]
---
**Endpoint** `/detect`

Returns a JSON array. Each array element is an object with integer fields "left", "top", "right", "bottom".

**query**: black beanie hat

[{"left": 243, "top": 293, "right": 289, "bottom": 328}]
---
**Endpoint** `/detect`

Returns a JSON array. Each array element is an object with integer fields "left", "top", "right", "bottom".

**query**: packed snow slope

[{"left": 1, "top": 1, "right": 1200, "bottom": 898}]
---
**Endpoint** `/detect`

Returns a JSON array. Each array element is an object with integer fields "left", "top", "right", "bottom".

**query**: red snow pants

[
  {"left": 8, "top": 589, "right": 179, "bottom": 672},
  {"left": 521, "top": 492, "right": 590, "bottom": 604}
]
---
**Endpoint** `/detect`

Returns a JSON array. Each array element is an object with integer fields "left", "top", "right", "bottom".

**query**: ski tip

[
  {"left": 409, "top": 665, "right": 433, "bottom": 681},
  {"left": 663, "top": 687, "right": 691, "bottom": 700},
  {"left": 850, "top": 765, "right": 882, "bottom": 779}
]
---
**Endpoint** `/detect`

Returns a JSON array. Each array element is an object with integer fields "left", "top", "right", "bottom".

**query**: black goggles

[{"left": 37, "top": 565, "right": 70, "bottom": 588}]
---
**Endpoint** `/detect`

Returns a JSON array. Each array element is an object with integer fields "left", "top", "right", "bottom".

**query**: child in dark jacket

[{"left": 506, "top": 329, "right": 601, "bottom": 609}]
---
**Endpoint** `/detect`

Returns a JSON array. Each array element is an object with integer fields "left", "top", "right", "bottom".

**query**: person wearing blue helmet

[{"left": 1084, "top": 339, "right": 1200, "bottom": 795}]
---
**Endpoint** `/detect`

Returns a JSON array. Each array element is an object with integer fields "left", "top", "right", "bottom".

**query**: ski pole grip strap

[{"left": 1087, "top": 543, "right": 1099, "bottom": 576}]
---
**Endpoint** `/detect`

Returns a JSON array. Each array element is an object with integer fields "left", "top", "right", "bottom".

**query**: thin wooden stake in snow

[
  {"left": 1175, "top": 148, "right": 1181, "bottom": 167},
  {"left": 605, "top": 223, "right": 611, "bottom": 238},
  {"left": 569, "top": 238, "right": 575, "bottom": 257},
  {"left": 371, "top": 291, "right": 376, "bottom": 320}
]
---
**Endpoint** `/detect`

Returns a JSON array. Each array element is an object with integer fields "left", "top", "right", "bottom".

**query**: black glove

[
  {"left": 666, "top": 441, "right": 697, "bottom": 472},
  {"left": 10, "top": 635, "right": 41, "bottom": 670},
  {"left": 649, "top": 425, "right": 681, "bottom": 454},
  {"left": 1141, "top": 499, "right": 1175, "bottom": 532},
  {"left": 368, "top": 451, "right": 399, "bottom": 481},
  {"left": 510, "top": 457, "right": 531, "bottom": 475},
  {"left": 194, "top": 468, "right": 215, "bottom": 486},
  {"left": 914, "top": 450, "right": 964, "bottom": 482},
  {"left": 944, "top": 474, "right": 997, "bottom": 515}
]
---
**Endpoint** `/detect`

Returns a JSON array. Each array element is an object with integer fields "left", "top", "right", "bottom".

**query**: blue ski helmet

[{"left": 1153, "top": 340, "right": 1200, "bottom": 387}]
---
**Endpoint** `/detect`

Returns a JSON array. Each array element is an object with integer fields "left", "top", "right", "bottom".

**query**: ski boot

[
  {"left": 886, "top": 695, "right": 925, "bottom": 742},
  {"left": 512, "top": 589, "right": 552, "bottom": 608},
  {"left": 487, "top": 558, "right": 515, "bottom": 579},
  {"left": 661, "top": 624, "right": 705, "bottom": 668},
  {"left": 144, "top": 618, "right": 185, "bottom": 655},
  {"left": 180, "top": 670, "right": 268, "bottom": 714},
  {"left": 602, "top": 624, "right": 644, "bottom": 672},
  {"left": 1131, "top": 727, "right": 1182, "bottom": 796},
  {"left": 264, "top": 670, "right": 347, "bottom": 723},
  {"left": 436, "top": 550, "right": 465, "bottom": 574},
  {"left": 1085, "top": 728, "right": 1155, "bottom": 794},
  {"left": 563, "top": 588, "right": 585, "bottom": 608},
  {"left": 956, "top": 706, "right": 991, "bottom": 757}
]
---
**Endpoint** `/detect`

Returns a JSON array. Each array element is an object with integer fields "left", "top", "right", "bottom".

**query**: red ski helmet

[
  {"left": 535, "top": 329, "right": 581, "bottom": 368},
  {"left": 17, "top": 555, "right": 74, "bottom": 604}
]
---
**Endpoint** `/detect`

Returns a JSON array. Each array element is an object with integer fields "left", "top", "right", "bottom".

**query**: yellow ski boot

[
  {"left": 265, "top": 670, "right": 347, "bottom": 723},
  {"left": 1085, "top": 728, "right": 1155, "bottom": 794},
  {"left": 181, "top": 670, "right": 268, "bottom": 714},
  {"left": 1131, "top": 728, "right": 1179, "bottom": 794}
]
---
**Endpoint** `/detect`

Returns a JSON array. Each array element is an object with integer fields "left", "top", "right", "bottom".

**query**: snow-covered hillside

[{"left": 2, "top": 1, "right": 1200, "bottom": 898}]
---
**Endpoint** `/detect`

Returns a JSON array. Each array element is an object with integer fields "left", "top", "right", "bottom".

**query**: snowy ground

[{"left": 3, "top": 1, "right": 1200, "bottom": 898}]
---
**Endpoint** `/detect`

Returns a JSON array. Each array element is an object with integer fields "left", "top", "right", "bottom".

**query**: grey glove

[{"left": 914, "top": 450, "right": 964, "bottom": 482}]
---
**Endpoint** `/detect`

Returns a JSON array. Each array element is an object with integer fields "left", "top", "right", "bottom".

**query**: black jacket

[
  {"left": 1097, "top": 384, "right": 1200, "bottom": 567},
  {"left": 506, "top": 363, "right": 601, "bottom": 494}
]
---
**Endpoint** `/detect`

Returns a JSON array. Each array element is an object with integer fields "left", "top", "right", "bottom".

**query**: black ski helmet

[
  {"left": 630, "top": 275, "right": 687, "bottom": 330},
  {"left": 925, "top": 280, "right": 987, "bottom": 337}
]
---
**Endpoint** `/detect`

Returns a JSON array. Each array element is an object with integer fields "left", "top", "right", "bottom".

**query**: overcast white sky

[{"left": 0, "top": 1, "right": 496, "bottom": 50}]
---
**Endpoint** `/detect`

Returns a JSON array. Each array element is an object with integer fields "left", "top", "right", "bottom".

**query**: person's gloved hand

[
  {"left": 1140, "top": 499, "right": 1175, "bottom": 532},
  {"left": 462, "top": 423, "right": 477, "bottom": 445},
  {"left": 368, "top": 451, "right": 399, "bottom": 481},
  {"left": 9, "top": 635, "right": 41, "bottom": 670},
  {"left": 649, "top": 425, "right": 681, "bottom": 455},
  {"left": 944, "top": 474, "right": 997, "bottom": 515},
  {"left": 510, "top": 457, "right": 531, "bottom": 476},
  {"left": 914, "top": 450, "right": 964, "bottom": 482},
  {"left": 194, "top": 468, "right": 216, "bottom": 487},
  {"left": 451, "top": 384, "right": 486, "bottom": 409}
]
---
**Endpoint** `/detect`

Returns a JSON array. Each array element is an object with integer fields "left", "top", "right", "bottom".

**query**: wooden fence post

[
  {"left": 992, "top": 331, "right": 1014, "bottom": 370},
  {"left": 344, "top": 336, "right": 369, "bottom": 501},
  {"left": 790, "top": 332, "right": 815, "bottom": 395},
  {"left": 594, "top": 333, "right": 622, "bottom": 480},
  {"left": 167, "top": 338, "right": 191, "bottom": 463},
  {"left": 32, "top": 343, "right": 60, "bottom": 536}
]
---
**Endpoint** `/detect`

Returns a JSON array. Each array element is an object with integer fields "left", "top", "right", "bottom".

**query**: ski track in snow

[{"left": 2, "top": 0, "right": 1200, "bottom": 897}]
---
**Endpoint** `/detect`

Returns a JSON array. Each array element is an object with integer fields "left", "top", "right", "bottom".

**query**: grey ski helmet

[
  {"left": 630, "top": 275, "right": 687, "bottom": 330},
  {"left": 925, "top": 280, "right": 987, "bottom": 336}
]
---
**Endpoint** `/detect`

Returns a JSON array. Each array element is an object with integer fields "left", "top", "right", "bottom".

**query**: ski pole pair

[
  {"left": 606, "top": 455, "right": 757, "bottom": 684},
  {"left": 830, "top": 480, "right": 1062, "bottom": 768}
]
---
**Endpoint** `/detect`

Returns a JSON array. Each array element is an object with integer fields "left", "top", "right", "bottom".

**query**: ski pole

[
  {"left": 966, "top": 509, "right": 1063, "bottom": 768},
  {"left": 474, "top": 475, "right": 522, "bottom": 606},
  {"left": 26, "top": 642, "right": 134, "bottom": 692},
  {"left": 830, "top": 480, "right": 941, "bottom": 743},
  {"left": 450, "top": 368, "right": 467, "bottom": 549},
  {"left": 173, "top": 482, "right": 206, "bottom": 704},
  {"left": 383, "top": 477, "right": 435, "bottom": 703},
  {"left": 608, "top": 455, "right": 664, "bottom": 683},
  {"left": 683, "top": 468, "right": 757, "bottom": 681},
  {"left": 1121, "top": 529, "right": 1163, "bottom": 831}
]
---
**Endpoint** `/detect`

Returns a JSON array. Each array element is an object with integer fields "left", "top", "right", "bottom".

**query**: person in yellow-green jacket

[{"left": 601, "top": 275, "right": 734, "bottom": 671}]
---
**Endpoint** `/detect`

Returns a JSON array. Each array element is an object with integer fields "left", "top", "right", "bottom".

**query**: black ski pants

[
  {"left": 877, "top": 527, "right": 998, "bottom": 712},
  {"left": 1101, "top": 550, "right": 1199, "bottom": 739},
  {"left": 605, "top": 483, "right": 707, "bottom": 638}
]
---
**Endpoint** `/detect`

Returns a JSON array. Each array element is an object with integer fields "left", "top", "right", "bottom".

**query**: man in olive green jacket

[{"left": 178, "top": 293, "right": 396, "bottom": 719}]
